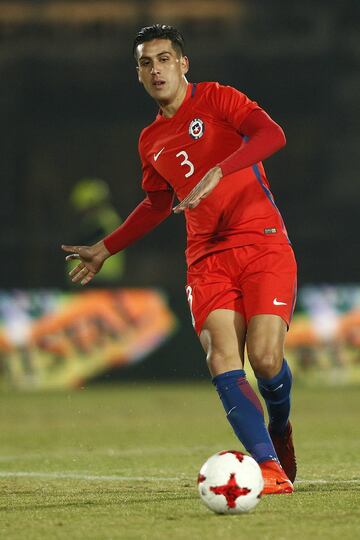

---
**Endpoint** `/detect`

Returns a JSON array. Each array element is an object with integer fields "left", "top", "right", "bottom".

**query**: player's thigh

[
  {"left": 246, "top": 314, "right": 287, "bottom": 378},
  {"left": 239, "top": 244, "right": 296, "bottom": 378},
  {"left": 241, "top": 243, "right": 297, "bottom": 328},
  {"left": 200, "top": 309, "right": 247, "bottom": 377},
  {"left": 186, "top": 250, "right": 245, "bottom": 335}
]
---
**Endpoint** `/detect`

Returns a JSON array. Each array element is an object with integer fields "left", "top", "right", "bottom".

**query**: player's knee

[
  {"left": 248, "top": 346, "right": 283, "bottom": 379},
  {"left": 206, "top": 348, "right": 241, "bottom": 376}
]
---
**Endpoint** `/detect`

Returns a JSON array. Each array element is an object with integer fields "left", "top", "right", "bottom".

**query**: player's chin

[{"left": 149, "top": 84, "right": 169, "bottom": 98}]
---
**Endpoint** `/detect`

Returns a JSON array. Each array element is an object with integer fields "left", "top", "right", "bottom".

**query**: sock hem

[{"left": 212, "top": 369, "right": 246, "bottom": 384}]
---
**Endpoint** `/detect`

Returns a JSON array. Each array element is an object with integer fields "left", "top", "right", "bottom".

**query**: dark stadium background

[{"left": 0, "top": 0, "right": 358, "bottom": 379}]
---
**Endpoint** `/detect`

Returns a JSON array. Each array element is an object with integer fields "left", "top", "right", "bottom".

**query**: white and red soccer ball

[{"left": 197, "top": 450, "right": 264, "bottom": 514}]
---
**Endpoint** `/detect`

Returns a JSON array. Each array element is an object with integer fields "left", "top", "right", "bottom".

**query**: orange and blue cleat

[{"left": 260, "top": 460, "right": 294, "bottom": 494}]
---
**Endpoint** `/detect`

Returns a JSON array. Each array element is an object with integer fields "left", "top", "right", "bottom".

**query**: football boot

[
  {"left": 260, "top": 460, "right": 294, "bottom": 494},
  {"left": 269, "top": 421, "right": 297, "bottom": 483}
]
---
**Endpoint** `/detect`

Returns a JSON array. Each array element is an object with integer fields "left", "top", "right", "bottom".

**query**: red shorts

[{"left": 185, "top": 244, "right": 297, "bottom": 335}]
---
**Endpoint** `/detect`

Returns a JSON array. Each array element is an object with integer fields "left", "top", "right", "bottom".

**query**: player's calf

[{"left": 212, "top": 369, "right": 278, "bottom": 464}]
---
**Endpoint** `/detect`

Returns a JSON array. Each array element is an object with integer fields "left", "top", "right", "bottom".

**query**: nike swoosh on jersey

[
  {"left": 154, "top": 147, "right": 165, "bottom": 161},
  {"left": 273, "top": 298, "right": 287, "bottom": 306}
]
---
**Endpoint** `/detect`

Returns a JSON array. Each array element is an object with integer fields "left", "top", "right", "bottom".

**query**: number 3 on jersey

[{"left": 176, "top": 150, "right": 194, "bottom": 178}]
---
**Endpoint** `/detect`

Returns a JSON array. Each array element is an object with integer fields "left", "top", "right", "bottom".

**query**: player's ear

[
  {"left": 136, "top": 66, "right": 143, "bottom": 84},
  {"left": 181, "top": 55, "right": 189, "bottom": 75}
]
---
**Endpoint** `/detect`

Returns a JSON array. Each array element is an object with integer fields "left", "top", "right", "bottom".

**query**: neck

[{"left": 159, "top": 78, "right": 189, "bottom": 118}]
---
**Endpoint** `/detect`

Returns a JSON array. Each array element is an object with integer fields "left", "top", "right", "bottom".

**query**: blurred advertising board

[
  {"left": 0, "top": 289, "right": 177, "bottom": 390},
  {"left": 286, "top": 285, "right": 360, "bottom": 384},
  {"left": 1, "top": 285, "right": 359, "bottom": 390}
]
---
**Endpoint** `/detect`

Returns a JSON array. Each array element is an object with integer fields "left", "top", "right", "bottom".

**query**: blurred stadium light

[
  {"left": 0, "top": 1, "right": 242, "bottom": 24},
  {"left": 0, "top": 1, "right": 138, "bottom": 25}
]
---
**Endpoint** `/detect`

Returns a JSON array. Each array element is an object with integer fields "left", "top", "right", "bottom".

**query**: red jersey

[{"left": 139, "top": 81, "right": 289, "bottom": 267}]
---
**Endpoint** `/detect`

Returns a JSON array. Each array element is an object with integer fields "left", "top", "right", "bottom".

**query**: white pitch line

[
  {"left": 0, "top": 471, "right": 184, "bottom": 482},
  {"left": 0, "top": 471, "right": 359, "bottom": 484},
  {"left": 296, "top": 479, "right": 360, "bottom": 484},
  {"left": 0, "top": 446, "right": 213, "bottom": 462}
]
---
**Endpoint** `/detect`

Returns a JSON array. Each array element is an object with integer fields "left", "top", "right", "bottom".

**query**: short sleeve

[
  {"left": 207, "top": 82, "right": 261, "bottom": 130},
  {"left": 138, "top": 132, "right": 170, "bottom": 193}
]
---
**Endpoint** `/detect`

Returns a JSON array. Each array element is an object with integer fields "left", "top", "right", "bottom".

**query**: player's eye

[{"left": 160, "top": 57, "right": 169, "bottom": 62}]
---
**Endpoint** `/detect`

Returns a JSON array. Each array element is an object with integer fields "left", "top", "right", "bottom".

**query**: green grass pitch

[{"left": 0, "top": 381, "right": 359, "bottom": 539}]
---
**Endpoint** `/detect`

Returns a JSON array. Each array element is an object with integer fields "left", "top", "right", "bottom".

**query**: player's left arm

[
  {"left": 218, "top": 109, "right": 286, "bottom": 177},
  {"left": 174, "top": 100, "right": 286, "bottom": 213}
]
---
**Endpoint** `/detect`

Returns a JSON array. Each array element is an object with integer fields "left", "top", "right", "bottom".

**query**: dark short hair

[{"left": 133, "top": 24, "right": 185, "bottom": 60}]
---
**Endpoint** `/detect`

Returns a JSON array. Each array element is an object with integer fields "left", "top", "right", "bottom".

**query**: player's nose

[{"left": 150, "top": 62, "right": 161, "bottom": 75}]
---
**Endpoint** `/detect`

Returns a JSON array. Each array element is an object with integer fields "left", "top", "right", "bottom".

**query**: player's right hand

[{"left": 61, "top": 242, "right": 111, "bottom": 286}]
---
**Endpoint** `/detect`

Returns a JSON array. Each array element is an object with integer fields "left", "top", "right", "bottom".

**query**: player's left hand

[{"left": 173, "top": 166, "right": 223, "bottom": 213}]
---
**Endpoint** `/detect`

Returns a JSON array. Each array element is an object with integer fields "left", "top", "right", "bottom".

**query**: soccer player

[{"left": 62, "top": 24, "right": 297, "bottom": 494}]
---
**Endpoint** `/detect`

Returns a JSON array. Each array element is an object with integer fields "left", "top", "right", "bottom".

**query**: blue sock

[
  {"left": 212, "top": 369, "right": 278, "bottom": 464},
  {"left": 256, "top": 359, "right": 292, "bottom": 435}
]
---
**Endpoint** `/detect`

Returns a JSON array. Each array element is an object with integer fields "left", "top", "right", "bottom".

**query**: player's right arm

[
  {"left": 102, "top": 135, "right": 174, "bottom": 260},
  {"left": 102, "top": 188, "right": 174, "bottom": 254},
  {"left": 62, "top": 131, "right": 174, "bottom": 286},
  {"left": 62, "top": 189, "right": 174, "bottom": 285}
]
